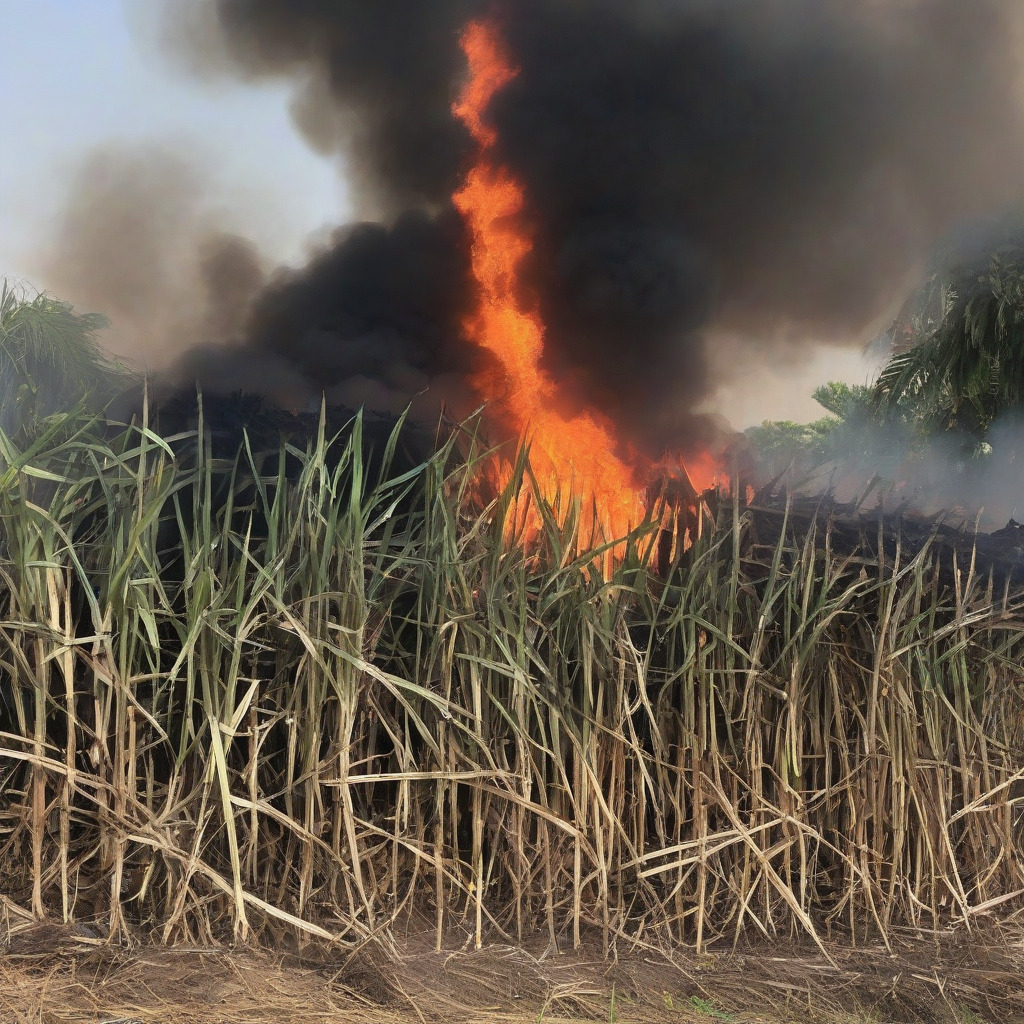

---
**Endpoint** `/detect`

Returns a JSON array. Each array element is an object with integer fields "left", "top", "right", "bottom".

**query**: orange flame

[
  {"left": 656, "top": 450, "right": 726, "bottom": 495},
  {"left": 452, "top": 19, "right": 729, "bottom": 556},
  {"left": 452, "top": 20, "right": 648, "bottom": 547}
]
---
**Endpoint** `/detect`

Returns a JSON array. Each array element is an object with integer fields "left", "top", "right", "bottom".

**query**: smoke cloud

[
  {"left": 157, "top": 0, "right": 1024, "bottom": 455},
  {"left": 36, "top": 143, "right": 268, "bottom": 371},
  {"left": 171, "top": 209, "right": 481, "bottom": 419}
]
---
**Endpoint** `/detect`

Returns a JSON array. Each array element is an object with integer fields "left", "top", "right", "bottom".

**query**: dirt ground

[{"left": 2, "top": 916, "right": 1023, "bottom": 1024}]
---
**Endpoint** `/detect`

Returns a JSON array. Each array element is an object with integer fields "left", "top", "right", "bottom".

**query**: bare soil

[{"left": 2, "top": 919, "right": 1023, "bottom": 1024}]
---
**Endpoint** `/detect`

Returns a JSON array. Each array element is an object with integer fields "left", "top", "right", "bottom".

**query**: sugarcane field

[{"left": 5, "top": 3, "right": 1024, "bottom": 1023}]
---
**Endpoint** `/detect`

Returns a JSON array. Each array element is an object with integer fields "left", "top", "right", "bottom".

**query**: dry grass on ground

[{"left": 2, "top": 922, "right": 1023, "bottom": 1024}]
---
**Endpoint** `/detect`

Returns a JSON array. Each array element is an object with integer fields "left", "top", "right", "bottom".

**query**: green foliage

[
  {"left": 746, "top": 237, "right": 1024, "bottom": 483},
  {"left": 744, "top": 381, "right": 892, "bottom": 480},
  {"left": 874, "top": 242, "right": 1024, "bottom": 436},
  {"left": 956, "top": 1008, "right": 990, "bottom": 1024},
  {"left": 743, "top": 416, "right": 839, "bottom": 475},
  {"left": 811, "top": 381, "right": 873, "bottom": 421},
  {"left": 689, "top": 996, "right": 735, "bottom": 1020},
  {"left": 0, "top": 280, "right": 128, "bottom": 438}
]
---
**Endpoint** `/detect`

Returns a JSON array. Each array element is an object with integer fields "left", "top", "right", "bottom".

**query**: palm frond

[
  {"left": 0, "top": 280, "right": 132, "bottom": 436},
  {"left": 873, "top": 241, "right": 1024, "bottom": 436}
]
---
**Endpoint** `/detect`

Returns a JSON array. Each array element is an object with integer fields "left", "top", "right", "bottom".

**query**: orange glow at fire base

[{"left": 452, "top": 19, "right": 720, "bottom": 549}]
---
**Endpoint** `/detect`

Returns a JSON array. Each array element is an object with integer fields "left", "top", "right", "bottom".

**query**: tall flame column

[{"left": 452, "top": 20, "right": 647, "bottom": 547}]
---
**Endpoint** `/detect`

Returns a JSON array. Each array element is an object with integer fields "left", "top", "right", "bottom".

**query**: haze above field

[
  {"left": 0, "top": 2, "right": 343, "bottom": 307},
  {"left": 2, "top": 0, "right": 889, "bottom": 427}
]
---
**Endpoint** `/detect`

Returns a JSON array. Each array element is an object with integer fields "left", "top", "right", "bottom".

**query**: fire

[
  {"left": 656, "top": 450, "right": 725, "bottom": 495},
  {"left": 452, "top": 19, "right": 721, "bottom": 552},
  {"left": 452, "top": 20, "right": 647, "bottom": 546}
]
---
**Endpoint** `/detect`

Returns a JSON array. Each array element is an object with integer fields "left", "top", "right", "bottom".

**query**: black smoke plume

[
  {"left": 162, "top": 0, "right": 1024, "bottom": 456},
  {"left": 169, "top": 209, "right": 480, "bottom": 421}
]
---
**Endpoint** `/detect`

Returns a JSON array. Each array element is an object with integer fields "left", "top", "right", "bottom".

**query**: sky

[
  {"left": 0, "top": 0, "right": 345, "bottom": 278},
  {"left": 0, "top": 0, "right": 871, "bottom": 428}
]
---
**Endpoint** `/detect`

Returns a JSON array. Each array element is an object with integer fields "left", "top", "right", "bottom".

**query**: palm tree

[
  {"left": 0, "top": 281, "right": 129, "bottom": 436},
  {"left": 873, "top": 239, "right": 1024, "bottom": 438}
]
